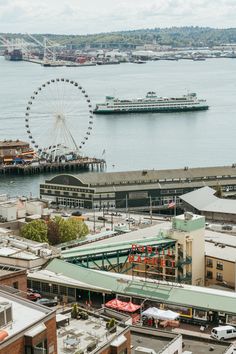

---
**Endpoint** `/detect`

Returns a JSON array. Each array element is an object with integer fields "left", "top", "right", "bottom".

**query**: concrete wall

[
  {"left": 0, "top": 255, "right": 47, "bottom": 269},
  {"left": 0, "top": 205, "right": 17, "bottom": 221},
  {"left": 171, "top": 215, "right": 205, "bottom": 286}
]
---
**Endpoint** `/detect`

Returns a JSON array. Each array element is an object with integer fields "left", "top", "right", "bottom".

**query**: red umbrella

[
  {"left": 121, "top": 302, "right": 141, "bottom": 313},
  {"left": 105, "top": 298, "right": 126, "bottom": 310}
]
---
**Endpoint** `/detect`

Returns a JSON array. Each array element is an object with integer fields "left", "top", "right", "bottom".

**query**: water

[{"left": 0, "top": 56, "right": 236, "bottom": 197}]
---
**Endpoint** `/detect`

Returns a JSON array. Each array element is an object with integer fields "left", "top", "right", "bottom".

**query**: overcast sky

[{"left": 0, "top": 0, "right": 236, "bottom": 35}]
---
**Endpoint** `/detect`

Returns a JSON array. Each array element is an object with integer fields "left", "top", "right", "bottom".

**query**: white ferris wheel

[{"left": 24, "top": 78, "right": 94, "bottom": 161}]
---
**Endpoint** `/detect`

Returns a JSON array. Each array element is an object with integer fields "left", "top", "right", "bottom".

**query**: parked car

[
  {"left": 36, "top": 298, "right": 58, "bottom": 307},
  {"left": 61, "top": 211, "right": 71, "bottom": 217},
  {"left": 27, "top": 291, "right": 41, "bottom": 301},
  {"left": 71, "top": 210, "right": 82, "bottom": 216},
  {"left": 126, "top": 217, "right": 135, "bottom": 223},
  {"left": 141, "top": 220, "right": 151, "bottom": 225},
  {"left": 222, "top": 224, "right": 233, "bottom": 231},
  {"left": 98, "top": 216, "right": 107, "bottom": 221}
]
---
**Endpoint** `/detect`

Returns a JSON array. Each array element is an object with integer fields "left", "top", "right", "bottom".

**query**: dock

[{"left": 0, "top": 157, "right": 106, "bottom": 176}]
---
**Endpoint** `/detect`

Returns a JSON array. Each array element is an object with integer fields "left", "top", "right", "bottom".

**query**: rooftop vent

[{"left": 184, "top": 212, "right": 194, "bottom": 220}]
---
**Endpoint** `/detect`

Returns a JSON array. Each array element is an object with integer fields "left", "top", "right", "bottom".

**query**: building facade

[{"left": 40, "top": 166, "right": 236, "bottom": 211}]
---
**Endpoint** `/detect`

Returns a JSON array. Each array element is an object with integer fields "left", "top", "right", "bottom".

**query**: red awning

[
  {"left": 121, "top": 302, "right": 141, "bottom": 313},
  {"left": 105, "top": 299, "right": 140, "bottom": 313},
  {"left": 105, "top": 299, "right": 125, "bottom": 309}
]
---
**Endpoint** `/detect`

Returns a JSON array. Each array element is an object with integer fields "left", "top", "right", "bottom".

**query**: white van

[{"left": 211, "top": 325, "right": 236, "bottom": 340}]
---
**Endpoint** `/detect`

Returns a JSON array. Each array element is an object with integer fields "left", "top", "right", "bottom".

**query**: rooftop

[
  {"left": 0, "top": 140, "right": 29, "bottom": 148},
  {"left": 0, "top": 289, "right": 53, "bottom": 343},
  {"left": 57, "top": 310, "right": 126, "bottom": 354},
  {"left": 180, "top": 186, "right": 236, "bottom": 214},
  {"left": 45, "top": 165, "right": 236, "bottom": 188},
  {"left": 29, "top": 258, "right": 236, "bottom": 314}
]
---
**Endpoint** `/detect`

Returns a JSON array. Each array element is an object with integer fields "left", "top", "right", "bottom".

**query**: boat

[
  {"left": 4, "top": 49, "right": 23, "bottom": 61},
  {"left": 93, "top": 92, "right": 209, "bottom": 114}
]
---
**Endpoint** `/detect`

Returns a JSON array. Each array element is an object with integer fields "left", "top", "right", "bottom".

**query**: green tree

[
  {"left": 215, "top": 183, "right": 223, "bottom": 198},
  {"left": 47, "top": 219, "right": 60, "bottom": 245},
  {"left": 51, "top": 216, "right": 89, "bottom": 244},
  {"left": 20, "top": 219, "right": 48, "bottom": 243}
]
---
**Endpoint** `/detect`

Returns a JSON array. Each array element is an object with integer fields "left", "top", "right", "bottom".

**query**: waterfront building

[
  {"left": 180, "top": 186, "right": 236, "bottom": 223},
  {"left": 39, "top": 165, "right": 236, "bottom": 211},
  {"left": 0, "top": 140, "right": 35, "bottom": 164}
]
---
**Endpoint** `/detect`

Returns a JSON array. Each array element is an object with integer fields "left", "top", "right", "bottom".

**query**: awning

[
  {"left": 142, "top": 307, "right": 179, "bottom": 320},
  {"left": 122, "top": 302, "right": 141, "bottom": 313},
  {"left": 105, "top": 298, "right": 125, "bottom": 309},
  {"left": 105, "top": 299, "right": 140, "bottom": 313}
]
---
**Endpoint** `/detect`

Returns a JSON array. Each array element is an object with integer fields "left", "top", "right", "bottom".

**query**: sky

[{"left": 0, "top": 0, "right": 236, "bottom": 35}]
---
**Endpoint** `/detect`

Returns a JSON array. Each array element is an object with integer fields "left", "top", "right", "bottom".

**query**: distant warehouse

[{"left": 40, "top": 165, "right": 236, "bottom": 210}]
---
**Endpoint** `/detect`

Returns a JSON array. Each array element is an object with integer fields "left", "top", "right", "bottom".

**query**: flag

[
  {"left": 102, "top": 149, "right": 106, "bottom": 155},
  {"left": 168, "top": 201, "right": 175, "bottom": 209}
]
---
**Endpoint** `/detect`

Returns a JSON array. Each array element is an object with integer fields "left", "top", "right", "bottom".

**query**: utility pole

[
  {"left": 126, "top": 195, "right": 128, "bottom": 217},
  {"left": 149, "top": 196, "right": 153, "bottom": 224}
]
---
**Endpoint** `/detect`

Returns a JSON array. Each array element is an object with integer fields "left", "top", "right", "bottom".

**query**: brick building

[{"left": 0, "top": 289, "right": 57, "bottom": 354}]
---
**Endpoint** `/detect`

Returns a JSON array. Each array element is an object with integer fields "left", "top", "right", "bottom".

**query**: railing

[{"left": 177, "top": 256, "right": 192, "bottom": 267}]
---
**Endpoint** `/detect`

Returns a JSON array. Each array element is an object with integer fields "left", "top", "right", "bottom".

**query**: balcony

[
  {"left": 177, "top": 256, "right": 192, "bottom": 267},
  {"left": 178, "top": 272, "right": 192, "bottom": 281}
]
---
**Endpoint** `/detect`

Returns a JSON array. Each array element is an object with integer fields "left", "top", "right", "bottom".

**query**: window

[
  {"left": 52, "top": 284, "right": 58, "bottom": 294},
  {"left": 206, "top": 258, "right": 213, "bottom": 268},
  {"left": 68, "top": 288, "right": 75, "bottom": 298},
  {"left": 216, "top": 272, "right": 223, "bottom": 282},
  {"left": 206, "top": 271, "right": 213, "bottom": 279},
  {"left": 216, "top": 261, "right": 223, "bottom": 270},
  {"left": 41, "top": 283, "right": 51, "bottom": 293},
  {"left": 13, "top": 281, "right": 18, "bottom": 289},
  {"left": 59, "top": 286, "right": 67, "bottom": 296}
]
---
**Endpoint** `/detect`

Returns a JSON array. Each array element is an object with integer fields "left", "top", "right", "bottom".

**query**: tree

[
  {"left": 215, "top": 183, "right": 223, "bottom": 198},
  {"left": 49, "top": 216, "right": 89, "bottom": 244},
  {"left": 20, "top": 219, "right": 48, "bottom": 243},
  {"left": 47, "top": 219, "right": 60, "bottom": 245}
]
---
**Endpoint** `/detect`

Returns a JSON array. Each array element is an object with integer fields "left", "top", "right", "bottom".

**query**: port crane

[{"left": 26, "top": 33, "right": 61, "bottom": 63}]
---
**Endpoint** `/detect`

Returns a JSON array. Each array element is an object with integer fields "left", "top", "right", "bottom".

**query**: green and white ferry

[{"left": 93, "top": 92, "right": 209, "bottom": 114}]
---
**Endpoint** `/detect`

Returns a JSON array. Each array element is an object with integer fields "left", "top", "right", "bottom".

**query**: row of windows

[
  {"left": 206, "top": 259, "right": 224, "bottom": 270},
  {"left": 41, "top": 184, "right": 93, "bottom": 193},
  {"left": 206, "top": 271, "right": 223, "bottom": 281}
]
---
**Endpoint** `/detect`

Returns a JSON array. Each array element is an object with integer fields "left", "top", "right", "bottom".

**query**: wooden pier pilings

[{"left": 0, "top": 158, "right": 106, "bottom": 176}]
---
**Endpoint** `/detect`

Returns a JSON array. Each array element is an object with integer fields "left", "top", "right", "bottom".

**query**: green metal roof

[
  {"left": 46, "top": 259, "right": 236, "bottom": 314},
  {"left": 61, "top": 237, "right": 175, "bottom": 259}
]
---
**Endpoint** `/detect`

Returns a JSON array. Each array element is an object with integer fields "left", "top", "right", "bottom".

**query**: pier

[{"left": 0, "top": 157, "right": 106, "bottom": 176}]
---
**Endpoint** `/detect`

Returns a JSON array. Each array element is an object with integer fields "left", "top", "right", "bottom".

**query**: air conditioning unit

[{"left": 0, "top": 302, "right": 12, "bottom": 328}]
